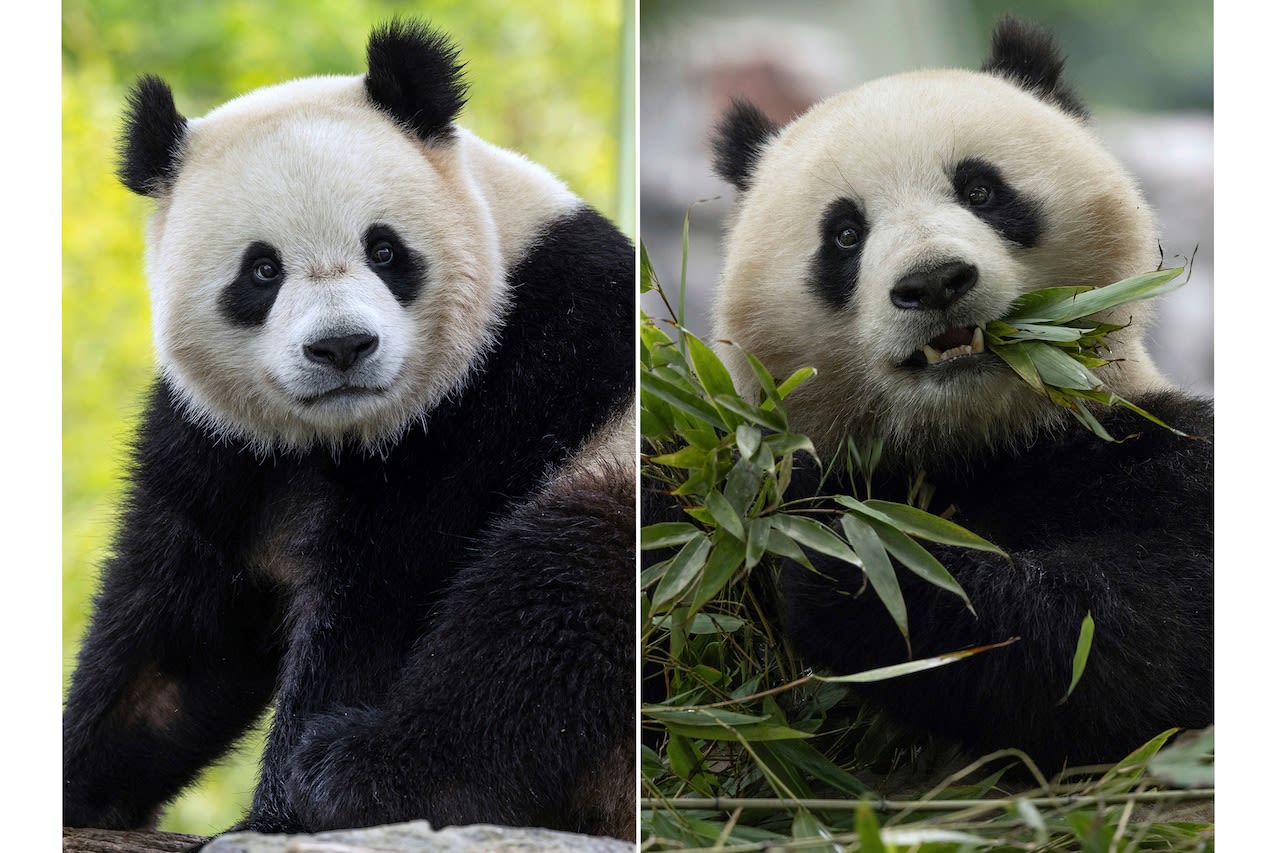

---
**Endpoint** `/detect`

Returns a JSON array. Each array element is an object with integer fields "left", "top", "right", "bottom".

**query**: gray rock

[{"left": 204, "top": 822, "right": 635, "bottom": 853}]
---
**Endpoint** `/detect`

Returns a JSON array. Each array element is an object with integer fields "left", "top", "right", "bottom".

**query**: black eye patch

[
  {"left": 807, "top": 197, "right": 868, "bottom": 309},
  {"left": 363, "top": 224, "right": 426, "bottom": 306},
  {"left": 219, "top": 241, "right": 285, "bottom": 327},
  {"left": 952, "top": 157, "right": 1043, "bottom": 248}
]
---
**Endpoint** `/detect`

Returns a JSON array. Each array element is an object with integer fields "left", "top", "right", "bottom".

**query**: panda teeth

[{"left": 922, "top": 327, "right": 985, "bottom": 365}]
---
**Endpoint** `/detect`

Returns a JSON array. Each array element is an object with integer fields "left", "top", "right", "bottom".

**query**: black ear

[
  {"left": 117, "top": 75, "right": 188, "bottom": 197},
  {"left": 980, "top": 17, "right": 1088, "bottom": 119},
  {"left": 712, "top": 99, "right": 781, "bottom": 193},
  {"left": 365, "top": 19, "right": 469, "bottom": 144}
]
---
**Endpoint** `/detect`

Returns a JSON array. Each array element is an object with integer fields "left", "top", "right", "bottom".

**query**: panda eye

[
  {"left": 251, "top": 258, "right": 281, "bottom": 285},
  {"left": 966, "top": 183, "right": 993, "bottom": 207},
  {"left": 834, "top": 226, "right": 861, "bottom": 250},
  {"left": 370, "top": 241, "right": 395, "bottom": 267}
]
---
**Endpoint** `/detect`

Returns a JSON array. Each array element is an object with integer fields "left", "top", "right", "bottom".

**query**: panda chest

[{"left": 242, "top": 459, "right": 445, "bottom": 592}]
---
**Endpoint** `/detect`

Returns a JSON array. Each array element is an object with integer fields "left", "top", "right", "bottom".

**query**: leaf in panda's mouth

[{"left": 982, "top": 266, "right": 1192, "bottom": 441}]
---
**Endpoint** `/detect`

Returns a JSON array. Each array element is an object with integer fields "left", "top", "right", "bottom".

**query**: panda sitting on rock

[
  {"left": 707, "top": 18, "right": 1211, "bottom": 766},
  {"left": 63, "top": 21, "right": 635, "bottom": 839}
]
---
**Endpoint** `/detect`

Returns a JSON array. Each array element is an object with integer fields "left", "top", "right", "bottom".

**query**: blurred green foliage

[{"left": 63, "top": 0, "right": 626, "bottom": 835}]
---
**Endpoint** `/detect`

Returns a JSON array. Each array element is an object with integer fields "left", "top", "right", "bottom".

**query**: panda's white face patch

[
  {"left": 145, "top": 77, "right": 506, "bottom": 454},
  {"left": 716, "top": 70, "right": 1164, "bottom": 465}
]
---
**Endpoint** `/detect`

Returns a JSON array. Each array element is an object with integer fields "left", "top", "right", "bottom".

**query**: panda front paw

[{"left": 285, "top": 706, "right": 409, "bottom": 832}]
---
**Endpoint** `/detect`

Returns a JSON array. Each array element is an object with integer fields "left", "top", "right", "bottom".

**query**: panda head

[
  {"left": 712, "top": 18, "right": 1167, "bottom": 467},
  {"left": 119, "top": 20, "right": 508, "bottom": 454}
]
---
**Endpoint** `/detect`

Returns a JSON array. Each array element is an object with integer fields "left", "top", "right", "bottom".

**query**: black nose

[
  {"left": 304, "top": 333, "right": 379, "bottom": 372},
  {"left": 890, "top": 261, "right": 978, "bottom": 310}
]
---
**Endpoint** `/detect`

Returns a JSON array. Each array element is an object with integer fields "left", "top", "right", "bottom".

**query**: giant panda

[
  {"left": 708, "top": 18, "right": 1211, "bottom": 766},
  {"left": 62, "top": 21, "right": 635, "bottom": 839}
]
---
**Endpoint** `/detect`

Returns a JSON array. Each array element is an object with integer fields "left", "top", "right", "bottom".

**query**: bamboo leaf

[
  {"left": 991, "top": 342, "right": 1046, "bottom": 395},
  {"left": 839, "top": 513, "right": 908, "bottom": 652},
  {"left": 861, "top": 516, "right": 973, "bottom": 613},
  {"left": 735, "top": 424, "right": 761, "bottom": 460},
  {"left": 712, "top": 393, "right": 788, "bottom": 431},
  {"left": 665, "top": 722, "right": 814, "bottom": 742},
  {"left": 688, "top": 533, "right": 747, "bottom": 613},
  {"left": 704, "top": 489, "right": 745, "bottom": 541},
  {"left": 863, "top": 500, "right": 1008, "bottom": 557},
  {"left": 1021, "top": 341, "right": 1103, "bottom": 391},
  {"left": 855, "top": 801, "right": 887, "bottom": 853},
  {"left": 686, "top": 332, "right": 739, "bottom": 399},
  {"left": 818, "top": 637, "right": 1019, "bottom": 683},
  {"left": 640, "top": 522, "right": 702, "bottom": 551},
  {"left": 652, "top": 534, "right": 712, "bottom": 609},
  {"left": 770, "top": 514, "right": 862, "bottom": 567},
  {"left": 640, "top": 370, "right": 726, "bottom": 428},
  {"left": 1058, "top": 611, "right": 1095, "bottom": 704}
]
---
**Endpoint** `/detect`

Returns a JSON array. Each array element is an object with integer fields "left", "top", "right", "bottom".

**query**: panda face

[
  {"left": 716, "top": 69, "right": 1163, "bottom": 465},
  {"left": 145, "top": 77, "right": 505, "bottom": 453}
]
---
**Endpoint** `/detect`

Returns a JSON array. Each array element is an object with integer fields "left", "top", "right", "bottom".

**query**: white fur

[
  {"left": 715, "top": 69, "right": 1165, "bottom": 466},
  {"left": 144, "top": 75, "right": 580, "bottom": 454}
]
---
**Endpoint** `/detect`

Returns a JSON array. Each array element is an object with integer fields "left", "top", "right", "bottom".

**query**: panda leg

[
  {"left": 62, "top": 522, "right": 282, "bottom": 830},
  {"left": 284, "top": 464, "right": 636, "bottom": 838}
]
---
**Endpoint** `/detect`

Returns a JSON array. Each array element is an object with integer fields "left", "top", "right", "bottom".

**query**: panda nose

[
  {"left": 304, "top": 333, "right": 379, "bottom": 372},
  {"left": 890, "top": 261, "right": 978, "bottom": 311}
]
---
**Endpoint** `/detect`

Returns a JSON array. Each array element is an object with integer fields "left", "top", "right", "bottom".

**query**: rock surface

[{"left": 204, "top": 822, "right": 635, "bottom": 853}]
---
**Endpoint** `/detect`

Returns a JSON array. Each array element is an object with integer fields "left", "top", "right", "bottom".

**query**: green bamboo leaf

[
  {"left": 1021, "top": 341, "right": 1103, "bottom": 391},
  {"left": 1001, "top": 323, "right": 1089, "bottom": 343},
  {"left": 648, "top": 444, "right": 707, "bottom": 469},
  {"left": 818, "top": 637, "right": 1018, "bottom": 682},
  {"left": 745, "top": 517, "right": 771, "bottom": 569},
  {"left": 1002, "top": 284, "right": 1094, "bottom": 322},
  {"left": 1147, "top": 727, "right": 1214, "bottom": 788},
  {"left": 665, "top": 722, "right": 813, "bottom": 742},
  {"left": 685, "top": 332, "right": 739, "bottom": 399},
  {"left": 839, "top": 513, "right": 908, "bottom": 652},
  {"left": 770, "top": 514, "right": 862, "bottom": 567},
  {"left": 1059, "top": 611, "right": 1095, "bottom": 704},
  {"left": 640, "top": 370, "right": 726, "bottom": 428},
  {"left": 860, "top": 517, "right": 972, "bottom": 613},
  {"left": 765, "top": 526, "right": 815, "bottom": 571},
  {"left": 639, "top": 240, "right": 657, "bottom": 294},
  {"left": 991, "top": 342, "right": 1046, "bottom": 395},
  {"left": 704, "top": 490, "right": 745, "bottom": 541},
  {"left": 712, "top": 393, "right": 787, "bottom": 432},
  {"left": 640, "top": 522, "right": 701, "bottom": 551},
  {"left": 776, "top": 366, "right": 817, "bottom": 400},
  {"left": 735, "top": 424, "right": 761, "bottom": 460},
  {"left": 687, "top": 533, "right": 747, "bottom": 613},
  {"left": 767, "top": 740, "right": 869, "bottom": 796},
  {"left": 645, "top": 707, "right": 770, "bottom": 726},
  {"left": 863, "top": 500, "right": 1008, "bottom": 557},
  {"left": 652, "top": 534, "right": 712, "bottom": 609},
  {"left": 855, "top": 801, "right": 887, "bottom": 853},
  {"left": 1030, "top": 267, "right": 1184, "bottom": 323},
  {"left": 737, "top": 346, "right": 783, "bottom": 408}
]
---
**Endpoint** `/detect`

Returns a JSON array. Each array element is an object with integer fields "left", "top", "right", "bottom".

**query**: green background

[{"left": 62, "top": 0, "right": 629, "bottom": 834}]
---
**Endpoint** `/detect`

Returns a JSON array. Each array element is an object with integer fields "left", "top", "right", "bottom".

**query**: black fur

[
  {"left": 219, "top": 242, "right": 286, "bottom": 328},
  {"left": 365, "top": 19, "right": 468, "bottom": 144},
  {"left": 117, "top": 74, "right": 188, "bottom": 197},
  {"left": 362, "top": 224, "right": 427, "bottom": 306},
  {"left": 781, "top": 393, "right": 1213, "bottom": 766},
  {"left": 62, "top": 204, "right": 635, "bottom": 835},
  {"left": 712, "top": 98, "right": 780, "bottom": 192},
  {"left": 808, "top": 197, "right": 868, "bottom": 309},
  {"left": 952, "top": 157, "right": 1044, "bottom": 249},
  {"left": 980, "top": 16, "right": 1089, "bottom": 119}
]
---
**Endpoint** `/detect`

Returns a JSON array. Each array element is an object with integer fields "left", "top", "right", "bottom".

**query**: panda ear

[
  {"left": 712, "top": 99, "right": 781, "bottom": 193},
  {"left": 365, "top": 19, "right": 469, "bottom": 144},
  {"left": 980, "top": 16, "right": 1088, "bottom": 119},
  {"left": 117, "top": 75, "right": 188, "bottom": 197}
]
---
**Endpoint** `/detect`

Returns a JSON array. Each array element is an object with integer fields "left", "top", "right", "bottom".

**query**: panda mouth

[
  {"left": 904, "top": 326, "right": 988, "bottom": 368},
  {"left": 299, "top": 384, "right": 390, "bottom": 405}
]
